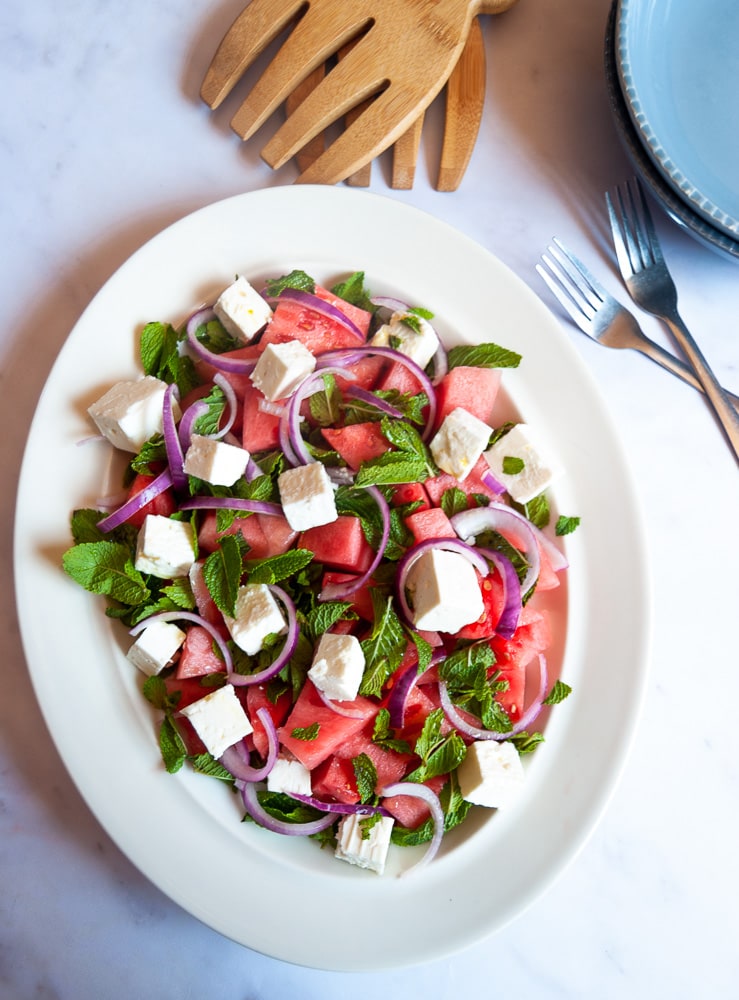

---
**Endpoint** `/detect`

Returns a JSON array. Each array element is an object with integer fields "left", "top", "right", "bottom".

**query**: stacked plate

[{"left": 605, "top": 0, "right": 739, "bottom": 262}]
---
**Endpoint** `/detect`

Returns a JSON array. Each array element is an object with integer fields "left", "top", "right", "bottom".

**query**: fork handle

[
  {"left": 636, "top": 338, "right": 739, "bottom": 411},
  {"left": 662, "top": 310, "right": 739, "bottom": 461}
]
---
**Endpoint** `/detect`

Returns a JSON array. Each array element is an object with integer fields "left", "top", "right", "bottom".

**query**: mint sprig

[{"left": 447, "top": 342, "right": 521, "bottom": 370}]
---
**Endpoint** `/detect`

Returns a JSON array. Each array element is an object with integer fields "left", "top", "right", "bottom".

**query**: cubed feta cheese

[
  {"left": 335, "top": 813, "right": 395, "bottom": 875},
  {"left": 224, "top": 583, "right": 287, "bottom": 656},
  {"left": 183, "top": 433, "right": 250, "bottom": 487},
  {"left": 308, "top": 632, "right": 365, "bottom": 702},
  {"left": 266, "top": 757, "right": 312, "bottom": 796},
  {"left": 250, "top": 341, "right": 316, "bottom": 401},
  {"left": 180, "top": 684, "right": 253, "bottom": 759},
  {"left": 277, "top": 462, "right": 338, "bottom": 531},
  {"left": 429, "top": 406, "right": 492, "bottom": 482},
  {"left": 369, "top": 310, "right": 439, "bottom": 369},
  {"left": 457, "top": 740, "right": 525, "bottom": 808},
  {"left": 405, "top": 547, "right": 484, "bottom": 633},
  {"left": 126, "top": 620, "right": 186, "bottom": 676},
  {"left": 213, "top": 275, "right": 273, "bottom": 343},
  {"left": 134, "top": 514, "right": 196, "bottom": 579},
  {"left": 88, "top": 376, "right": 177, "bottom": 452},
  {"left": 483, "top": 423, "right": 560, "bottom": 503}
]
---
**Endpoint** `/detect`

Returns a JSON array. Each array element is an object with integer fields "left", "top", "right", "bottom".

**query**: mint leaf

[
  {"left": 191, "top": 385, "right": 227, "bottom": 437},
  {"left": 380, "top": 416, "right": 436, "bottom": 475},
  {"left": 359, "top": 591, "right": 406, "bottom": 697},
  {"left": 246, "top": 548, "right": 314, "bottom": 585},
  {"left": 440, "top": 487, "right": 468, "bottom": 518},
  {"left": 502, "top": 456, "right": 524, "bottom": 475},
  {"left": 158, "top": 714, "right": 187, "bottom": 773},
  {"left": 303, "top": 601, "right": 355, "bottom": 641},
  {"left": 161, "top": 577, "right": 196, "bottom": 610},
  {"left": 522, "top": 493, "right": 550, "bottom": 529},
  {"left": 248, "top": 790, "right": 329, "bottom": 826},
  {"left": 447, "top": 343, "right": 521, "bottom": 370},
  {"left": 265, "top": 269, "right": 316, "bottom": 296},
  {"left": 309, "top": 373, "right": 342, "bottom": 427},
  {"left": 330, "top": 271, "right": 374, "bottom": 312},
  {"left": 509, "top": 730, "right": 545, "bottom": 754},
  {"left": 372, "top": 708, "right": 412, "bottom": 754},
  {"left": 62, "top": 541, "right": 150, "bottom": 606},
  {"left": 203, "top": 532, "right": 245, "bottom": 617},
  {"left": 352, "top": 753, "right": 378, "bottom": 804},
  {"left": 354, "top": 452, "right": 429, "bottom": 487},
  {"left": 543, "top": 679, "right": 572, "bottom": 705},
  {"left": 189, "top": 753, "right": 234, "bottom": 782},
  {"left": 130, "top": 437, "right": 168, "bottom": 476},
  {"left": 555, "top": 515, "right": 581, "bottom": 536},
  {"left": 291, "top": 722, "right": 320, "bottom": 741},
  {"left": 139, "top": 321, "right": 199, "bottom": 395},
  {"left": 142, "top": 674, "right": 180, "bottom": 712},
  {"left": 70, "top": 508, "right": 137, "bottom": 548}
]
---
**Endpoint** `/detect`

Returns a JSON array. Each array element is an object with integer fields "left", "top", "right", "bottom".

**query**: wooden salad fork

[
  {"left": 285, "top": 17, "right": 487, "bottom": 189},
  {"left": 201, "top": 0, "right": 519, "bottom": 186}
]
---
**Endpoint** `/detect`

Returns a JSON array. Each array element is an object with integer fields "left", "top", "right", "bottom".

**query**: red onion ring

[
  {"left": 185, "top": 308, "right": 259, "bottom": 375},
  {"left": 343, "top": 384, "right": 403, "bottom": 419},
  {"left": 314, "top": 686, "right": 368, "bottom": 719},
  {"left": 178, "top": 399, "right": 210, "bottom": 453},
  {"left": 370, "top": 295, "right": 409, "bottom": 314},
  {"left": 477, "top": 547, "right": 522, "bottom": 639},
  {"left": 387, "top": 662, "right": 419, "bottom": 729},
  {"left": 129, "top": 609, "right": 233, "bottom": 674},
  {"left": 180, "top": 496, "right": 283, "bottom": 517},
  {"left": 318, "top": 485, "right": 390, "bottom": 601},
  {"left": 285, "top": 366, "right": 357, "bottom": 467},
  {"left": 380, "top": 781, "right": 445, "bottom": 876},
  {"left": 290, "top": 793, "right": 392, "bottom": 817},
  {"left": 317, "top": 346, "right": 437, "bottom": 440},
  {"left": 272, "top": 288, "right": 365, "bottom": 342},
  {"left": 97, "top": 467, "right": 173, "bottom": 533},
  {"left": 211, "top": 372, "right": 238, "bottom": 440},
  {"left": 227, "top": 585, "right": 299, "bottom": 687},
  {"left": 239, "top": 779, "right": 336, "bottom": 837},
  {"left": 480, "top": 466, "right": 507, "bottom": 495},
  {"left": 394, "top": 537, "right": 490, "bottom": 625},
  {"left": 450, "top": 504, "right": 541, "bottom": 597},
  {"left": 219, "top": 707, "right": 278, "bottom": 781},
  {"left": 438, "top": 653, "right": 549, "bottom": 740},
  {"left": 162, "top": 383, "right": 186, "bottom": 492}
]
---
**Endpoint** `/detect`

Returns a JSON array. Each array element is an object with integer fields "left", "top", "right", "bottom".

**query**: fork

[
  {"left": 606, "top": 179, "right": 739, "bottom": 460},
  {"left": 536, "top": 240, "right": 739, "bottom": 410},
  {"left": 200, "top": 0, "right": 517, "bottom": 186}
]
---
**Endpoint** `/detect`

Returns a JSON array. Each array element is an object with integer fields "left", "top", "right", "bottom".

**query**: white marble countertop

[{"left": 2, "top": 0, "right": 737, "bottom": 997}]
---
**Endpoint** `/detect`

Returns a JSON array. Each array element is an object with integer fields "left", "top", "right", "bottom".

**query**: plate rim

[
  {"left": 616, "top": 0, "right": 739, "bottom": 239},
  {"left": 13, "top": 186, "right": 652, "bottom": 969}
]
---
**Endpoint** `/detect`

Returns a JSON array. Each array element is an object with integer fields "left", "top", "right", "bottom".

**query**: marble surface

[{"left": 2, "top": 0, "right": 737, "bottom": 997}]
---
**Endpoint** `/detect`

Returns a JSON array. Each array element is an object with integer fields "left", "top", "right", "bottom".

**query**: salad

[{"left": 62, "top": 268, "right": 577, "bottom": 877}]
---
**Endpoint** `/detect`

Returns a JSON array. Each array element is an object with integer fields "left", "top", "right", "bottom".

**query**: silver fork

[
  {"left": 536, "top": 239, "right": 739, "bottom": 409},
  {"left": 606, "top": 178, "right": 739, "bottom": 461}
]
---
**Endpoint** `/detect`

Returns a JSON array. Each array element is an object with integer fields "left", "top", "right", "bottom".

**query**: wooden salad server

[{"left": 201, "top": 0, "right": 519, "bottom": 186}]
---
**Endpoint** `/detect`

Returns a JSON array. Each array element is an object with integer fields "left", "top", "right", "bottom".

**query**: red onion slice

[
  {"left": 211, "top": 372, "right": 238, "bottom": 440},
  {"left": 97, "top": 467, "right": 173, "bottom": 533},
  {"left": 129, "top": 609, "right": 233, "bottom": 674},
  {"left": 273, "top": 288, "right": 365, "bottom": 342},
  {"left": 219, "top": 707, "right": 278, "bottom": 781},
  {"left": 285, "top": 365, "right": 357, "bottom": 467},
  {"left": 380, "top": 781, "right": 445, "bottom": 876},
  {"left": 239, "top": 779, "right": 336, "bottom": 837},
  {"left": 317, "top": 346, "right": 437, "bottom": 440},
  {"left": 370, "top": 295, "right": 409, "bottom": 314},
  {"left": 318, "top": 485, "right": 390, "bottom": 601},
  {"left": 477, "top": 547, "right": 522, "bottom": 639},
  {"left": 290, "top": 793, "right": 392, "bottom": 817},
  {"left": 387, "top": 662, "right": 419, "bottom": 729},
  {"left": 227, "top": 585, "right": 299, "bottom": 687},
  {"left": 162, "top": 383, "right": 187, "bottom": 492},
  {"left": 180, "top": 496, "right": 283, "bottom": 517},
  {"left": 394, "top": 536, "right": 490, "bottom": 625},
  {"left": 480, "top": 466, "right": 507, "bottom": 496},
  {"left": 185, "top": 308, "right": 259, "bottom": 375},
  {"left": 438, "top": 653, "right": 549, "bottom": 740},
  {"left": 343, "top": 384, "right": 403, "bottom": 419},
  {"left": 178, "top": 399, "right": 210, "bottom": 453},
  {"left": 450, "top": 504, "right": 542, "bottom": 597}
]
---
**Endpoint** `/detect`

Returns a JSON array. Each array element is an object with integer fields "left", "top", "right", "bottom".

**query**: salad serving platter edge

[{"left": 13, "top": 186, "right": 651, "bottom": 970}]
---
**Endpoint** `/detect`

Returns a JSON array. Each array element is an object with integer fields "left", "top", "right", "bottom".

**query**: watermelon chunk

[
  {"left": 404, "top": 506, "right": 455, "bottom": 544},
  {"left": 259, "top": 286, "right": 372, "bottom": 354},
  {"left": 336, "top": 355, "right": 386, "bottom": 392},
  {"left": 300, "top": 516, "right": 374, "bottom": 573},
  {"left": 321, "top": 572, "right": 375, "bottom": 620},
  {"left": 434, "top": 366, "right": 501, "bottom": 429},
  {"left": 277, "top": 680, "right": 376, "bottom": 769},
  {"left": 244, "top": 684, "right": 293, "bottom": 757},
  {"left": 390, "top": 481, "right": 431, "bottom": 511},
  {"left": 241, "top": 384, "right": 282, "bottom": 453},
  {"left": 176, "top": 625, "right": 226, "bottom": 678},
  {"left": 374, "top": 359, "right": 424, "bottom": 397},
  {"left": 321, "top": 422, "right": 389, "bottom": 469}
]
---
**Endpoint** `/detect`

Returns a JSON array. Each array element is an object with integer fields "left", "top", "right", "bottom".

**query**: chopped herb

[{"left": 555, "top": 514, "right": 581, "bottom": 536}]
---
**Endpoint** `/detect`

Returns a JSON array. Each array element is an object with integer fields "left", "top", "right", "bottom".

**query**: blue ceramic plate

[
  {"left": 605, "top": 2, "right": 739, "bottom": 262},
  {"left": 616, "top": 0, "right": 739, "bottom": 239}
]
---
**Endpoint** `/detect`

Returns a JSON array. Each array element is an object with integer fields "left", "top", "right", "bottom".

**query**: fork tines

[
  {"left": 536, "top": 239, "right": 607, "bottom": 330},
  {"left": 606, "top": 178, "right": 663, "bottom": 276}
]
